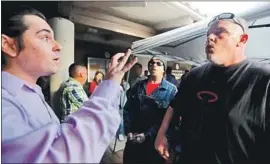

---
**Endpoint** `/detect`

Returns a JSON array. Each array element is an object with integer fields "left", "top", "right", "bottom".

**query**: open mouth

[
  {"left": 206, "top": 45, "right": 214, "bottom": 49},
  {"left": 206, "top": 45, "right": 214, "bottom": 53},
  {"left": 53, "top": 58, "right": 60, "bottom": 62}
]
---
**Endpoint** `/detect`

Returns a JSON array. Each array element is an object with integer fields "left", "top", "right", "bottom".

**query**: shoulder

[
  {"left": 65, "top": 79, "right": 82, "bottom": 89},
  {"left": 129, "top": 79, "right": 146, "bottom": 94},
  {"left": 179, "top": 63, "right": 210, "bottom": 84},
  {"left": 162, "top": 79, "right": 178, "bottom": 92},
  {"left": 2, "top": 89, "right": 27, "bottom": 120},
  {"left": 247, "top": 60, "right": 270, "bottom": 77},
  {"left": 134, "top": 79, "right": 147, "bottom": 88},
  {"left": 90, "top": 80, "right": 97, "bottom": 85},
  {"left": 2, "top": 89, "right": 21, "bottom": 107},
  {"left": 188, "top": 63, "right": 211, "bottom": 78},
  {"left": 2, "top": 90, "right": 34, "bottom": 141}
]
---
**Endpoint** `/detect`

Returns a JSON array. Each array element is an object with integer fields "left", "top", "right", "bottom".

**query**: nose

[
  {"left": 207, "top": 33, "right": 216, "bottom": 43},
  {"left": 52, "top": 40, "right": 62, "bottom": 52},
  {"left": 152, "top": 63, "right": 158, "bottom": 66}
]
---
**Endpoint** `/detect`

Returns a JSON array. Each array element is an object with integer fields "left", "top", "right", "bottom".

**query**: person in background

[
  {"left": 129, "top": 63, "right": 147, "bottom": 88},
  {"left": 88, "top": 70, "right": 104, "bottom": 95},
  {"left": 123, "top": 56, "right": 177, "bottom": 164},
  {"left": 155, "top": 13, "right": 270, "bottom": 164},
  {"left": 118, "top": 75, "right": 130, "bottom": 141},
  {"left": 59, "top": 63, "right": 88, "bottom": 122},
  {"left": 36, "top": 76, "right": 50, "bottom": 104},
  {"left": 178, "top": 69, "right": 190, "bottom": 85},
  {"left": 1, "top": 5, "right": 137, "bottom": 163},
  {"left": 144, "top": 70, "right": 149, "bottom": 77},
  {"left": 166, "top": 66, "right": 178, "bottom": 86},
  {"left": 181, "top": 69, "right": 189, "bottom": 79}
]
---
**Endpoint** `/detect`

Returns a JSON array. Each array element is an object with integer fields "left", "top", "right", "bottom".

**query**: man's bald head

[
  {"left": 68, "top": 63, "right": 88, "bottom": 84},
  {"left": 205, "top": 13, "right": 249, "bottom": 66}
]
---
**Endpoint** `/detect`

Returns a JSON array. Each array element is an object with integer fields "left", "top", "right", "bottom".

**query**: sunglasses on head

[
  {"left": 208, "top": 13, "right": 245, "bottom": 33},
  {"left": 149, "top": 61, "right": 163, "bottom": 66}
]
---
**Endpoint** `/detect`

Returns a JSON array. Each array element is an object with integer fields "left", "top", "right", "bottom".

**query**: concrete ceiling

[
  {"left": 58, "top": 1, "right": 205, "bottom": 48},
  {"left": 72, "top": 1, "right": 204, "bottom": 29}
]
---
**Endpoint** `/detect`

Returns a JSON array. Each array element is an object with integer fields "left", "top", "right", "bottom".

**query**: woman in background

[{"left": 88, "top": 71, "right": 104, "bottom": 95}]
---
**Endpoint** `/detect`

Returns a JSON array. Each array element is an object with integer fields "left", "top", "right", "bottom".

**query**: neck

[
  {"left": 74, "top": 77, "right": 84, "bottom": 85},
  {"left": 4, "top": 64, "right": 38, "bottom": 86},
  {"left": 148, "top": 75, "right": 163, "bottom": 83},
  {"left": 224, "top": 53, "right": 247, "bottom": 67},
  {"left": 95, "top": 79, "right": 100, "bottom": 84}
]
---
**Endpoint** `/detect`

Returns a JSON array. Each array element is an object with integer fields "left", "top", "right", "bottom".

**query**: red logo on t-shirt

[{"left": 197, "top": 91, "right": 218, "bottom": 103}]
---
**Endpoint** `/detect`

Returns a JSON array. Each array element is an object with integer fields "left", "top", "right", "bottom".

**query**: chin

[
  {"left": 207, "top": 53, "right": 217, "bottom": 62},
  {"left": 48, "top": 67, "right": 59, "bottom": 75},
  {"left": 209, "top": 58, "right": 224, "bottom": 66}
]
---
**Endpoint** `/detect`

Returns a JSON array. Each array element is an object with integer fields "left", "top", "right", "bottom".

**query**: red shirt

[
  {"left": 146, "top": 82, "right": 160, "bottom": 96},
  {"left": 88, "top": 80, "right": 98, "bottom": 94}
]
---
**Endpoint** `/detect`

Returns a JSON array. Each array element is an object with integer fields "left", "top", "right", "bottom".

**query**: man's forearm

[
  {"left": 2, "top": 80, "right": 121, "bottom": 163},
  {"left": 157, "top": 106, "right": 174, "bottom": 135}
]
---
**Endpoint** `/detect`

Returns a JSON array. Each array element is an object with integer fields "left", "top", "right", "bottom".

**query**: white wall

[{"left": 246, "top": 16, "right": 270, "bottom": 59}]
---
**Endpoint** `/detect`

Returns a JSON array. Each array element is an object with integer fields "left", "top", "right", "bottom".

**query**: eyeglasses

[
  {"left": 208, "top": 13, "right": 245, "bottom": 33},
  {"left": 149, "top": 61, "right": 163, "bottom": 66}
]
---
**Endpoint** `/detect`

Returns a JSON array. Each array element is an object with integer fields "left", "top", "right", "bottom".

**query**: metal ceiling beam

[{"left": 131, "top": 3, "right": 270, "bottom": 54}]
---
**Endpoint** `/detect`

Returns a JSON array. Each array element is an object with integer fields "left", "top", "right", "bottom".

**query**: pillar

[{"left": 48, "top": 17, "right": 75, "bottom": 109}]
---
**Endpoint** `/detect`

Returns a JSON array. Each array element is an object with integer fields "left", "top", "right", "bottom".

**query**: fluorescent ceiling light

[{"left": 184, "top": 2, "right": 270, "bottom": 18}]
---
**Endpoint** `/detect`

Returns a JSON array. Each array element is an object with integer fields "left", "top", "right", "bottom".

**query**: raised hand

[{"left": 105, "top": 49, "right": 137, "bottom": 85}]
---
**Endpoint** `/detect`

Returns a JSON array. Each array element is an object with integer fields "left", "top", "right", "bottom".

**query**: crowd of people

[{"left": 2, "top": 5, "right": 269, "bottom": 164}]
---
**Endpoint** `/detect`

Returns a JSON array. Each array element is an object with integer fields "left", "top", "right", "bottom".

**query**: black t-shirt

[{"left": 170, "top": 59, "right": 270, "bottom": 164}]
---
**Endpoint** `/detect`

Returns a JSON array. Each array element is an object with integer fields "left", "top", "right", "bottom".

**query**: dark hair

[
  {"left": 94, "top": 71, "right": 104, "bottom": 81},
  {"left": 134, "top": 63, "right": 142, "bottom": 68},
  {"left": 166, "top": 66, "right": 172, "bottom": 74},
  {"left": 69, "top": 63, "right": 86, "bottom": 78},
  {"left": 2, "top": 5, "right": 46, "bottom": 51},
  {"left": 94, "top": 71, "right": 104, "bottom": 77}
]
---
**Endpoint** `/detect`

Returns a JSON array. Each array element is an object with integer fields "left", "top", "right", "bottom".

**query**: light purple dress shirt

[{"left": 2, "top": 71, "right": 121, "bottom": 163}]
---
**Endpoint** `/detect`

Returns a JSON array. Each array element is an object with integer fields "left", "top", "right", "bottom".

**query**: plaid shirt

[{"left": 60, "top": 78, "right": 88, "bottom": 119}]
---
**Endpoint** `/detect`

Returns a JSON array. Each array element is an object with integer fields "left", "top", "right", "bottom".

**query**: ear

[
  {"left": 79, "top": 72, "right": 83, "bottom": 78},
  {"left": 237, "top": 34, "right": 248, "bottom": 46},
  {"left": 1, "top": 34, "right": 18, "bottom": 58}
]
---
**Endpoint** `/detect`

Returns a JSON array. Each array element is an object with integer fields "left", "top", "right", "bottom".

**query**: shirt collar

[
  {"left": 142, "top": 78, "right": 170, "bottom": 90},
  {"left": 160, "top": 78, "right": 171, "bottom": 90},
  {"left": 2, "top": 71, "right": 43, "bottom": 96},
  {"left": 68, "top": 77, "right": 82, "bottom": 86}
]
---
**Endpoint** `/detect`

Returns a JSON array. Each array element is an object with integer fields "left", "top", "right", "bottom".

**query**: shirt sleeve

[{"left": 2, "top": 80, "right": 121, "bottom": 163}]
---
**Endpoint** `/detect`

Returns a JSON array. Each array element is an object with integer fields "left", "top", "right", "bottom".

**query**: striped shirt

[{"left": 60, "top": 78, "right": 88, "bottom": 117}]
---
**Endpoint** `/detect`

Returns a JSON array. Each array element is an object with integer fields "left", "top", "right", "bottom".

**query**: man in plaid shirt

[{"left": 59, "top": 63, "right": 88, "bottom": 122}]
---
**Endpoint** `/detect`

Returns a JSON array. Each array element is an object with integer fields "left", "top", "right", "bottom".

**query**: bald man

[
  {"left": 155, "top": 13, "right": 270, "bottom": 164},
  {"left": 59, "top": 63, "right": 88, "bottom": 122}
]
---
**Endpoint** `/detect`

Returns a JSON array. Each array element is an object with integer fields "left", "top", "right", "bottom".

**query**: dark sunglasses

[
  {"left": 208, "top": 13, "right": 245, "bottom": 33},
  {"left": 149, "top": 61, "right": 163, "bottom": 66}
]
